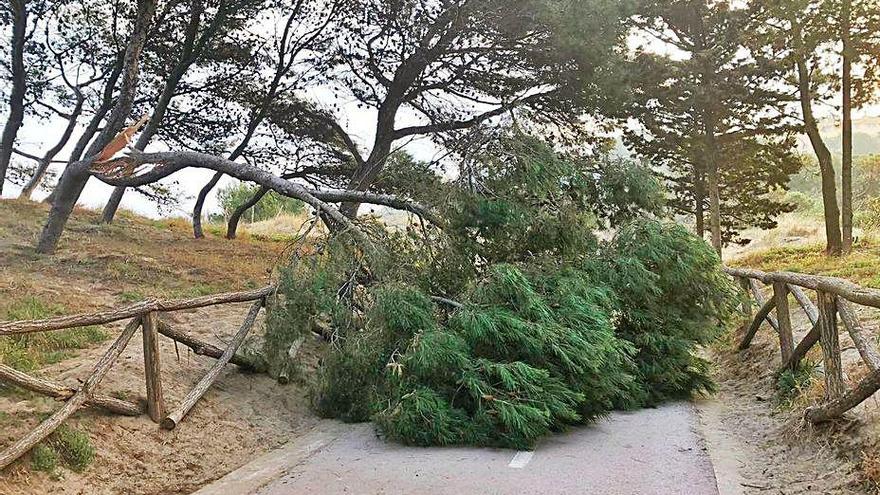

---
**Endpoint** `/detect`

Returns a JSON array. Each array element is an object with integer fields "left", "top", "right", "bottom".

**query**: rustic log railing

[
  {"left": 0, "top": 286, "right": 273, "bottom": 470},
  {"left": 725, "top": 267, "right": 880, "bottom": 424}
]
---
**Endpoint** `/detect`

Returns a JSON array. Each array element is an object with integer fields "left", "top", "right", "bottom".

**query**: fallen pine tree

[{"left": 264, "top": 134, "right": 738, "bottom": 449}]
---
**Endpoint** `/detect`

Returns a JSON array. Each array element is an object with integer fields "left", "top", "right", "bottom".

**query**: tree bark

[
  {"left": 0, "top": 0, "right": 28, "bottom": 195},
  {"left": 795, "top": 48, "right": 843, "bottom": 256},
  {"left": 694, "top": 171, "right": 706, "bottom": 238},
  {"left": 841, "top": 0, "right": 854, "bottom": 253},
  {"left": 36, "top": 0, "right": 157, "bottom": 254},
  {"left": 193, "top": 171, "right": 224, "bottom": 238},
  {"left": 102, "top": 0, "right": 206, "bottom": 224},
  {"left": 226, "top": 185, "right": 269, "bottom": 239}
]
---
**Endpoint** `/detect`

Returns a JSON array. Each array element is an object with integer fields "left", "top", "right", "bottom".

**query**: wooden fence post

[
  {"left": 817, "top": 291, "right": 845, "bottom": 400},
  {"left": 142, "top": 311, "right": 165, "bottom": 423},
  {"left": 739, "top": 277, "right": 752, "bottom": 321},
  {"left": 774, "top": 282, "right": 794, "bottom": 365}
]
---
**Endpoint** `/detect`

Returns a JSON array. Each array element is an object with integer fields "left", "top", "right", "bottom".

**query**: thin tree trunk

[
  {"left": 102, "top": 0, "right": 206, "bottom": 224},
  {"left": 841, "top": 0, "right": 853, "bottom": 253},
  {"left": 704, "top": 125, "right": 723, "bottom": 258},
  {"left": 36, "top": 0, "right": 157, "bottom": 254},
  {"left": 226, "top": 185, "right": 269, "bottom": 239},
  {"left": 694, "top": 169, "right": 706, "bottom": 238},
  {"left": 796, "top": 55, "right": 843, "bottom": 256},
  {"left": 20, "top": 95, "right": 85, "bottom": 199},
  {"left": 0, "top": 0, "right": 28, "bottom": 195},
  {"left": 193, "top": 171, "right": 224, "bottom": 238}
]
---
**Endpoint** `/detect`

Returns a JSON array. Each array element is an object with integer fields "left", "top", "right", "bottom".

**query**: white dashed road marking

[{"left": 508, "top": 451, "right": 534, "bottom": 469}]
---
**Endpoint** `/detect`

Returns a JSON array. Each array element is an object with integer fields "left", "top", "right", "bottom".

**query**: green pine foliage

[
  {"left": 268, "top": 133, "right": 736, "bottom": 449},
  {"left": 593, "top": 221, "right": 738, "bottom": 404}
]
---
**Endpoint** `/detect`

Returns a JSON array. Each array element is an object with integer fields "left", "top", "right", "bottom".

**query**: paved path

[{"left": 197, "top": 402, "right": 719, "bottom": 495}]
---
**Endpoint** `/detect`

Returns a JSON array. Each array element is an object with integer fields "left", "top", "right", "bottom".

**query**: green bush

[
  {"left": 216, "top": 182, "right": 305, "bottom": 223},
  {"left": 52, "top": 424, "right": 95, "bottom": 472},
  {"left": 855, "top": 196, "right": 880, "bottom": 232},
  {"left": 31, "top": 444, "right": 59, "bottom": 473}
]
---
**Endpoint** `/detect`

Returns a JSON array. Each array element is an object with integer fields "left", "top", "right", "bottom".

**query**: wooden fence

[
  {"left": 0, "top": 286, "right": 274, "bottom": 470},
  {"left": 726, "top": 267, "right": 880, "bottom": 424}
]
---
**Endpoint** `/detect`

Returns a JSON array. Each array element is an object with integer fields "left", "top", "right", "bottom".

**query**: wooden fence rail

[
  {"left": 0, "top": 287, "right": 273, "bottom": 470},
  {"left": 725, "top": 267, "right": 880, "bottom": 424}
]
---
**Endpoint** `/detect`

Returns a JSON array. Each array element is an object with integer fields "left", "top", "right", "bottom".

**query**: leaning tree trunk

[
  {"left": 19, "top": 94, "right": 83, "bottom": 199},
  {"left": 101, "top": 0, "right": 205, "bottom": 224},
  {"left": 226, "top": 185, "right": 269, "bottom": 239},
  {"left": 841, "top": 0, "right": 853, "bottom": 253},
  {"left": 193, "top": 171, "right": 224, "bottom": 238},
  {"left": 0, "top": 0, "right": 28, "bottom": 195},
  {"left": 36, "top": 0, "right": 156, "bottom": 254},
  {"left": 797, "top": 55, "right": 843, "bottom": 256}
]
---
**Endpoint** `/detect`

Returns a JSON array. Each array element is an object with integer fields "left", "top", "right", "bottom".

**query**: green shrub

[
  {"left": 31, "top": 444, "right": 59, "bottom": 473},
  {"left": 216, "top": 182, "right": 305, "bottom": 223},
  {"left": 855, "top": 196, "right": 880, "bottom": 232},
  {"left": 52, "top": 424, "right": 95, "bottom": 472},
  {"left": 776, "top": 360, "right": 817, "bottom": 407}
]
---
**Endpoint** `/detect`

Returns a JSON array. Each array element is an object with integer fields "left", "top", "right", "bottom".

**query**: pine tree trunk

[
  {"left": 0, "top": 0, "right": 27, "bottom": 195},
  {"left": 841, "top": 0, "right": 853, "bottom": 253},
  {"left": 694, "top": 172, "right": 706, "bottom": 238},
  {"left": 796, "top": 55, "right": 843, "bottom": 256},
  {"left": 36, "top": 0, "right": 156, "bottom": 254},
  {"left": 226, "top": 186, "right": 269, "bottom": 239},
  {"left": 193, "top": 171, "right": 224, "bottom": 238},
  {"left": 703, "top": 120, "right": 723, "bottom": 258}
]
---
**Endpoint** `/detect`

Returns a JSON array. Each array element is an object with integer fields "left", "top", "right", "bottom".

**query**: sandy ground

[
  {"left": 0, "top": 300, "right": 323, "bottom": 495},
  {"left": 695, "top": 291, "right": 873, "bottom": 495}
]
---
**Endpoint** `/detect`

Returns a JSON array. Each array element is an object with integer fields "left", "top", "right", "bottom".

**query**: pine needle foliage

[
  {"left": 591, "top": 220, "right": 738, "bottom": 404},
  {"left": 269, "top": 133, "right": 736, "bottom": 449}
]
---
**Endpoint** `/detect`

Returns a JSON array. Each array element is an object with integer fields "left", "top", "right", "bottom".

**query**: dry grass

[
  {"left": 727, "top": 212, "right": 880, "bottom": 288},
  {"left": 0, "top": 199, "right": 289, "bottom": 306}
]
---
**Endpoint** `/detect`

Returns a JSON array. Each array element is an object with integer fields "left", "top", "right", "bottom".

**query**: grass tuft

[
  {"left": 0, "top": 297, "right": 108, "bottom": 373},
  {"left": 52, "top": 424, "right": 96, "bottom": 472},
  {"left": 30, "top": 444, "right": 59, "bottom": 473}
]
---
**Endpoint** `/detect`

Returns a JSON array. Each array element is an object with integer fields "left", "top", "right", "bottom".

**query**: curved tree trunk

[
  {"left": 797, "top": 55, "right": 842, "bottom": 256},
  {"left": 0, "top": 0, "right": 28, "bottom": 195},
  {"left": 36, "top": 0, "right": 156, "bottom": 254},
  {"left": 20, "top": 95, "right": 85, "bottom": 199},
  {"left": 102, "top": 0, "right": 207, "bottom": 224},
  {"left": 226, "top": 185, "right": 269, "bottom": 239},
  {"left": 193, "top": 171, "right": 224, "bottom": 238}
]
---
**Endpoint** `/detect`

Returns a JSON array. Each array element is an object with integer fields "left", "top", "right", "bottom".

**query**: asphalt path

[{"left": 196, "top": 402, "right": 719, "bottom": 495}]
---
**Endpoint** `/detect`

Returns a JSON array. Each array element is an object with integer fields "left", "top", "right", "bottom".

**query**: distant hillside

[{"left": 815, "top": 117, "right": 880, "bottom": 155}]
